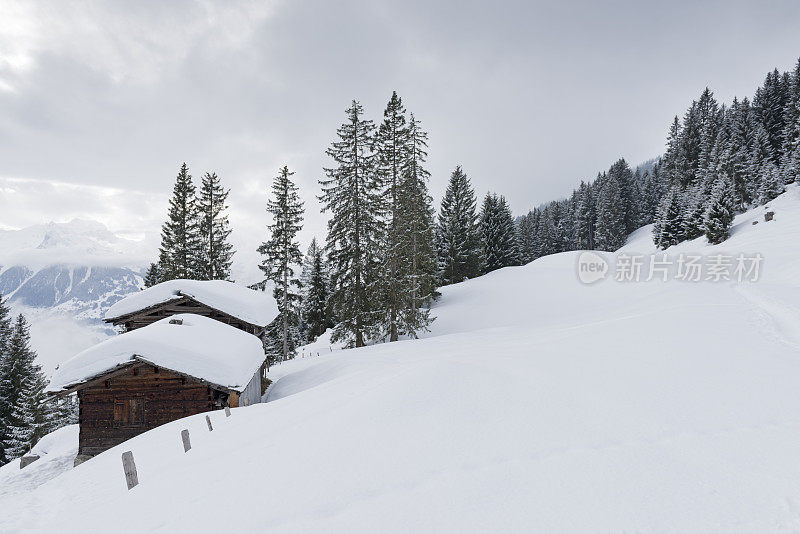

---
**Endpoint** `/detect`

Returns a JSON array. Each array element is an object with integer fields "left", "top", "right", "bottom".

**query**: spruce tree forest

[{"left": 1, "top": 59, "right": 799, "bottom": 467}]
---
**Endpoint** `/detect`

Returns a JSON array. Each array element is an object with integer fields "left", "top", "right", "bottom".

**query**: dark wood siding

[{"left": 77, "top": 364, "right": 219, "bottom": 457}]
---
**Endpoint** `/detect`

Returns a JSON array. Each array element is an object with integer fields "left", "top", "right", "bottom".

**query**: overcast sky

[{"left": 1, "top": 0, "right": 799, "bottom": 281}]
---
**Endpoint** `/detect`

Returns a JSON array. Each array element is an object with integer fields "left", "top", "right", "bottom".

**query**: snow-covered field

[{"left": 2, "top": 185, "right": 800, "bottom": 533}]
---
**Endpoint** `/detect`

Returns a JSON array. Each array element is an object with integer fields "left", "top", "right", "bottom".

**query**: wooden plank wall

[{"left": 78, "top": 364, "right": 219, "bottom": 457}]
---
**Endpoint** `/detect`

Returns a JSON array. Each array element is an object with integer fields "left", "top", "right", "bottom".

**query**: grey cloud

[{"left": 1, "top": 0, "right": 800, "bottom": 273}]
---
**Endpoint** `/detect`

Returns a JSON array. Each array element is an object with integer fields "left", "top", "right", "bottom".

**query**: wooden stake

[
  {"left": 121, "top": 451, "right": 138, "bottom": 490},
  {"left": 181, "top": 429, "right": 191, "bottom": 452},
  {"left": 224, "top": 406, "right": 231, "bottom": 417},
  {"left": 206, "top": 415, "right": 213, "bottom": 431}
]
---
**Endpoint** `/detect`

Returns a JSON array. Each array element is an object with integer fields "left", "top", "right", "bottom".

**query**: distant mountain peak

[{"left": 0, "top": 218, "right": 154, "bottom": 269}]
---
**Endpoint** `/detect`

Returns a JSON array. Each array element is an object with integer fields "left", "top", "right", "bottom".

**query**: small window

[{"left": 113, "top": 399, "right": 145, "bottom": 427}]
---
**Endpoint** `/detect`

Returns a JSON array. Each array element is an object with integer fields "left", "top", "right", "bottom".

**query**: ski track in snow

[{"left": 734, "top": 284, "right": 800, "bottom": 353}]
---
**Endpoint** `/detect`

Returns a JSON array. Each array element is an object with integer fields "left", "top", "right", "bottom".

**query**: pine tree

[
  {"left": 436, "top": 166, "right": 483, "bottom": 284},
  {"left": 758, "top": 162, "right": 784, "bottom": 204},
  {"left": 301, "top": 239, "right": 331, "bottom": 343},
  {"left": 0, "top": 315, "right": 52, "bottom": 463},
  {"left": 639, "top": 169, "right": 664, "bottom": 225},
  {"left": 663, "top": 116, "right": 683, "bottom": 186},
  {"left": 0, "top": 293, "right": 11, "bottom": 348},
  {"left": 753, "top": 69, "right": 789, "bottom": 163},
  {"left": 197, "top": 172, "right": 235, "bottom": 281},
  {"left": 784, "top": 110, "right": 800, "bottom": 184},
  {"left": 55, "top": 395, "right": 78, "bottom": 426},
  {"left": 261, "top": 316, "right": 299, "bottom": 371},
  {"left": 573, "top": 181, "right": 596, "bottom": 249},
  {"left": 517, "top": 211, "right": 537, "bottom": 263},
  {"left": 608, "top": 159, "right": 640, "bottom": 234},
  {"left": 681, "top": 184, "right": 707, "bottom": 241},
  {"left": 258, "top": 166, "right": 304, "bottom": 361},
  {"left": 0, "top": 294, "right": 14, "bottom": 464},
  {"left": 782, "top": 59, "right": 800, "bottom": 184},
  {"left": 480, "top": 193, "right": 519, "bottom": 273},
  {"left": 594, "top": 174, "right": 627, "bottom": 251},
  {"left": 748, "top": 121, "right": 773, "bottom": 205},
  {"left": 727, "top": 98, "right": 754, "bottom": 206},
  {"left": 158, "top": 163, "right": 202, "bottom": 280},
  {"left": 143, "top": 263, "right": 160, "bottom": 288},
  {"left": 653, "top": 186, "right": 685, "bottom": 249},
  {"left": 538, "top": 205, "right": 559, "bottom": 256},
  {"left": 5, "top": 369, "right": 54, "bottom": 459},
  {"left": 375, "top": 92, "right": 410, "bottom": 342},
  {"left": 556, "top": 199, "right": 574, "bottom": 252},
  {"left": 5, "top": 375, "right": 37, "bottom": 459},
  {"left": 703, "top": 175, "right": 735, "bottom": 244},
  {"left": 320, "top": 101, "right": 385, "bottom": 348},
  {"left": 395, "top": 113, "right": 437, "bottom": 338}
]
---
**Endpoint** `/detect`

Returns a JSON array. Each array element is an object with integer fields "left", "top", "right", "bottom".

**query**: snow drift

[{"left": 2, "top": 185, "right": 800, "bottom": 533}]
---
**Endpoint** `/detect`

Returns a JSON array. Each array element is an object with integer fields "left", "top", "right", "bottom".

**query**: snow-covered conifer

[
  {"left": 395, "top": 113, "right": 437, "bottom": 338},
  {"left": 781, "top": 59, "right": 800, "bottom": 184},
  {"left": 681, "top": 184, "right": 707, "bottom": 241},
  {"left": 301, "top": 239, "right": 331, "bottom": 343},
  {"left": 143, "top": 263, "right": 160, "bottom": 288},
  {"left": 436, "top": 166, "right": 482, "bottom": 285},
  {"left": 594, "top": 174, "right": 627, "bottom": 251},
  {"left": 320, "top": 101, "right": 385, "bottom": 347},
  {"left": 573, "top": 181, "right": 595, "bottom": 250},
  {"left": 653, "top": 187, "right": 685, "bottom": 249},
  {"left": 480, "top": 193, "right": 519, "bottom": 272},
  {"left": 158, "top": 163, "right": 203, "bottom": 280},
  {"left": 375, "top": 92, "right": 410, "bottom": 341},
  {"left": 258, "top": 166, "right": 304, "bottom": 361},
  {"left": 758, "top": 163, "right": 785, "bottom": 204},
  {"left": 703, "top": 175, "right": 735, "bottom": 244},
  {"left": 0, "top": 295, "right": 13, "bottom": 464},
  {"left": 198, "top": 172, "right": 235, "bottom": 281},
  {"left": 517, "top": 211, "right": 537, "bottom": 263},
  {"left": 0, "top": 315, "right": 51, "bottom": 463}
]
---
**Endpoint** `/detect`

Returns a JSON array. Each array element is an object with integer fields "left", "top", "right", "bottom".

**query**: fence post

[
  {"left": 206, "top": 415, "right": 213, "bottom": 431},
  {"left": 224, "top": 406, "right": 231, "bottom": 417},
  {"left": 181, "top": 429, "right": 191, "bottom": 452},
  {"left": 122, "top": 451, "right": 138, "bottom": 490}
]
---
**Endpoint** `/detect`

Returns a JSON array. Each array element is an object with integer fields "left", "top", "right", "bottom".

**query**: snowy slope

[
  {"left": 0, "top": 426, "right": 78, "bottom": 499},
  {"left": 2, "top": 186, "right": 800, "bottom": 533}
]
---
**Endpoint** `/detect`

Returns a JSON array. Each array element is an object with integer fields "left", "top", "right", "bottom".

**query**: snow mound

[
  {"left": 47, "top": 314, "right": 265, "bottom": 393},
  {"left": 105, "top": 279, "right": 277, "bottom": 327},
  {"left": 0, "top": 425, "right": 78, "bottom": 498}
]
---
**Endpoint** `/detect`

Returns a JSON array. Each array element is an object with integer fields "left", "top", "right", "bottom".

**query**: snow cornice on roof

[
  {"left": 104, "top": 279, "right": 278, "bottom": 327},
  {"left": 47, "top": 313, "right": 266, "bottom": 394}
]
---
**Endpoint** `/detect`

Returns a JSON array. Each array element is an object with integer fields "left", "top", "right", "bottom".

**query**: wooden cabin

[
  {"left": 104, "top": 279, "right": 278, "bottom": 344},
  {"left": 47, "top": 314, "right": 265, "bottom": 465}
]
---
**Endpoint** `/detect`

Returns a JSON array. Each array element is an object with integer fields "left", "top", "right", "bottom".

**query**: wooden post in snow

[
  {"left": 224, "top": 406, "right": 231, "bottom": 417},
  {"left": 122, "top": 451, "right": 138, "bottom": 490},
  {"left": 181, "top": 429, "right": 191, "bottom": 452},
  {"left": 206, "top": 415, "right": 213, "bottom": 431}
]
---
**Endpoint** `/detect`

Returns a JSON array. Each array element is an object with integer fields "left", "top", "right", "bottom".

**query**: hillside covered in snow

[{"left": 2, "top": 185, "right": 800, "bottom": 532}]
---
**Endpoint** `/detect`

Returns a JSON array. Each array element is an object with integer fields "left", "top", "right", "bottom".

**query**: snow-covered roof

[
  {"left": 47, "top": 314, "right": 265, "bottom": 394},
  {"left": 105, "top": 279, "right": 277, "bottom": 326}
]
